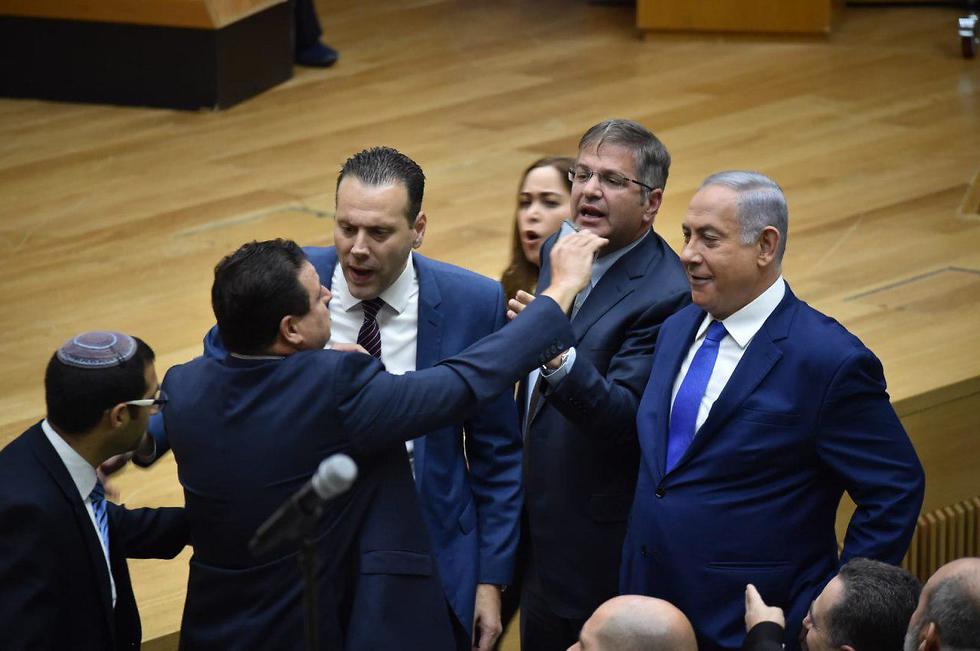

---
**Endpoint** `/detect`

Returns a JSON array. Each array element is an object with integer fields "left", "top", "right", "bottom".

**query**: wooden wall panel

[
  {"left": 637, "top": 0, "right": 840, "bottom": 35},
  {"left": 0, "top": 0, "right": 283, "bottom": 29}
]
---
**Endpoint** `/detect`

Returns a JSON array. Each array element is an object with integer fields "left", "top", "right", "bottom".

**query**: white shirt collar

[
  {"left": 696, "top": 275, "right": 786, "bottom": 348},
  {"left": 334, "top": 252, "right": 417, "bottom": 315},
  {"left": 41, "top": 419, "right": 97, "bottom": 501}
]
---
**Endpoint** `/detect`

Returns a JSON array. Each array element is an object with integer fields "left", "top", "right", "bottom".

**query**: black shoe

[{"left": 296, "top": 42, "right": 339, "bottom": 68}]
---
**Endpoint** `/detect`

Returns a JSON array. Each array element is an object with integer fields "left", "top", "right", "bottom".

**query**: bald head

[
  {"left": 905, "top": 557, "right": 980, "bottom": 651},
  {"left": 569, "top": 596, "right": 697, "bottom": 651}
]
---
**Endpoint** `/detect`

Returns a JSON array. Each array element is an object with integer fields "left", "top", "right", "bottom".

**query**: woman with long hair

[{"left": 500, "top": 156, "right": 574, "bottom": 301}]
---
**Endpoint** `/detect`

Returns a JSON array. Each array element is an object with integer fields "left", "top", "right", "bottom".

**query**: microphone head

[{"left": 311, "top": 454, "right": 358, "bottom": 499}]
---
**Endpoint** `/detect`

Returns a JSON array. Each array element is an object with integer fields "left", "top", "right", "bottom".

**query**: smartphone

[
  {"left": 556, "top": 219, "right": 581, "bottom": 241},
  {"left": 555, "top": 219, "right": 598, "bottom": 262}
]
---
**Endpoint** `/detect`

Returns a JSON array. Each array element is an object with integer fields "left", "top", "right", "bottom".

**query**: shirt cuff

[
  {"left": 744, "top": 621, "right": 785, "bottom": 649},
  {"left": 539, "top": 346, "right": 576, "bottom": 385}
]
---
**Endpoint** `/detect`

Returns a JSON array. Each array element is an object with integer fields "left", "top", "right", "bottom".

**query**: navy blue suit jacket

[
  {"left": 520, "top": 230, "right": 690, "bottom": 618},
  {"left": 622, "top": 286, "right": 924, "bottom": 650},
  {"left": 161, "top": 295, "right": 573, "bottom": 650},
  {"left": 0, "top": 423, "right": 188, "bottom": 651},
  {"left": 194, "top": 248, "right": 522, "bottom": 630}
]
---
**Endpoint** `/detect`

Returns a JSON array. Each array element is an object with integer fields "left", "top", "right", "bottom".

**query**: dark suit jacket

[
  {"left": 622, "top": 285, "right": 925, "bottom": 651},
  {"left": 742, "top": 622, "right": 784, "bottom": 651},
  {"left": 520, "top": 230, "right": 690, "bottom": 618},
  {"left": 184, "top": 248, "right": 522, "bottom": 629},
  {"left": 313, "top": 248, "right": 522, "bottom": 629},
  {"left": 0, "top": 422, "right": 188, "bottom": 651},
  {"left": 161, "top": 296, "right": 573, "bottom": 650}
]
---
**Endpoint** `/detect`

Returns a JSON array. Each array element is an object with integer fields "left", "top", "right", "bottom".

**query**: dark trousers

[
  {"left": 494, "top": 515, "right": 528, "bottom": 651},
  {"left": 520, "top": 587, "right": 587, "bottom": 651},
  {"left": 450, "top": 602, "right": 471, "bottom": 651},
  {"left": 293, "top": 0, "right": 323, "bottom": 53}
]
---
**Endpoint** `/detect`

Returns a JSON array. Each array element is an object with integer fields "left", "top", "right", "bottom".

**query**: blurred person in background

[{"left": 500, "top": 156, "right": 574, "bottom": 301}]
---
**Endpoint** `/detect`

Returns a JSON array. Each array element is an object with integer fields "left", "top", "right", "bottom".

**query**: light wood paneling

[
  {"left": 0, "top": 1, "right": 977, "bottom": 647},
  {"left": 638, "top": 0, "right": 841, "bottom": 35},
  {"left": 961, "top": 171, "right": 980, "bottom": 220},
  {"left": 0, "top": 0, "right": 283, "bottom": 28}
]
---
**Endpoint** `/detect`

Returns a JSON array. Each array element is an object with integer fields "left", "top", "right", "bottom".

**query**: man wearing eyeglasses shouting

[
  {"left": 508, "top": 119, "right": 691, "bottom": 650},
  {"left": 0, "top": 331, "right": 189, "bottom": 650}
]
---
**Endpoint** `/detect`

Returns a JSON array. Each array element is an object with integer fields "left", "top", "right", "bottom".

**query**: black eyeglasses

[{"left": 568, "top": 166, "right": 654, "bottom": 192}]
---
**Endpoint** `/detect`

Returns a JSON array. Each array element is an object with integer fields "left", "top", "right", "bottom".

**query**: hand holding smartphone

[{"left": 556, "top": 219, "right": 598, "bottom": 263}]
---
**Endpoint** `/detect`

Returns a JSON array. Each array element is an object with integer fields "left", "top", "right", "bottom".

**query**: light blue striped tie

[{"left": 90, "top": 481, "right": 110, "bottom": 560}]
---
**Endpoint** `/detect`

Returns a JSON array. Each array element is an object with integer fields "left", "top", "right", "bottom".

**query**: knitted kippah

[{"left": 56, "top": 331, "right": 137, "bottom": 369}]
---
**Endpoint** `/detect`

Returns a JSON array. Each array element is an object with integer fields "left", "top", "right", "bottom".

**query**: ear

[
  {"left": 921, "top": 622, "right": 939, "bottom": 651},
  {"left": 279, "top": 314, "right": 304, "bottom": 348},
  {"left": 757, "top": 226, "right": 780, "bottom": 267},
  {"left": 106, "top": 403, "right": 130, "bottom": 430},
  {"left": 412, "top": 211, "right": 427, "bottom": 248},
  {"left": 642, "top": 189, "right": 663, "bottom": 224}
]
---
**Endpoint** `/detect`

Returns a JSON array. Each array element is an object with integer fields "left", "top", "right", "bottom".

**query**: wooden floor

[{"left": 1, "top": 0, "right": 978, "bottom": 646}]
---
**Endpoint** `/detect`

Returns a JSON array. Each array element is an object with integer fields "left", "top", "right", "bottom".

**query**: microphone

[{"left": 250, "top": 454, "right": 358, "bottom": 557}]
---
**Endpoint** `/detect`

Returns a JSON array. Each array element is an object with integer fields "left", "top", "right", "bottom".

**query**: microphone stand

[
  {"left": 298, "top": 504, "right": 322, "bottom": 651},
  {"left": 251, "top": 453, "right": 358, "bottom": 650}
]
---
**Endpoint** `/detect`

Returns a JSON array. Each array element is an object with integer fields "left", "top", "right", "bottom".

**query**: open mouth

[
  {"left": 576, "top": 205, "right": 605, "bottom": 226},
  {"left": 347, "top": 266, "right": 375, "bottom": 284},
  {"left": 688, "top": 272, "right": 712, "bottom": 286},
  {"left": 522, "top": 229, "right": 543, "bottom": 248}
]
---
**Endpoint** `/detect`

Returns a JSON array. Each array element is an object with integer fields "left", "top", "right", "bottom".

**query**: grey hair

[
  {"left": 579, "top": 119, "right": 671, "bottom": 196},
  {"left": 924, "top": 572, "right": 980, "bottom": 649},
  {"left": 700, "top": 171, "right": 788, "bottom": 262}
]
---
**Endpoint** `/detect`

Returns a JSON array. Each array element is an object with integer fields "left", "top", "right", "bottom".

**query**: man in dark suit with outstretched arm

[
  {"left": 150, "top": 146, "right": 528, "bottom": 650},
  {"left": 158, "top": 232, "right": 604, "bottom": 650}
]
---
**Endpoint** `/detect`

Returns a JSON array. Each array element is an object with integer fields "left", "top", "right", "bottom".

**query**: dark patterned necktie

[{"left": 357, "top": 298, "right": 385, "bottom": 359}]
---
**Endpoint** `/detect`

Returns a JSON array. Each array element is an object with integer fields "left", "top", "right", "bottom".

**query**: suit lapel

[
  {"left": 526, "top": 233, "right": 659, "bottom": 429},
  {"left": 524, "top": 372, "right": 548, "bottom": 430},
  {"left": 28, "top": 424, "right": 116, "bottom": 641},
  {"left": 640, "top": 310, "right": 703, "bottom": 482},
  {"left": 570, "top": 233, "right": 660, "bottom": 341},
  {"left": 321, "top": 248, "right": 339, "bottom": 291},
  {"left": 535, "top": 236, "right": 555, "bottom": 296},
  {"left": 413, "top": 254, "right": 442, "bottom": 488},
  {"left": 520, "top": 236, "right": 555, "bottom": 430},
  {"left": 668, "top": 289, "right": 797, "bottom": 474},
  {"left": 327, "top": 249, "right": 435, "bottom": 485}
]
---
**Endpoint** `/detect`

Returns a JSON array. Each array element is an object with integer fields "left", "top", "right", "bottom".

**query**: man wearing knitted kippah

[{"left": 0, "top": 332, "right": 190, "bottom": 650}]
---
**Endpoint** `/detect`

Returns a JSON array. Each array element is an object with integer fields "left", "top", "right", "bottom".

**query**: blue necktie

[
  {"left": 89, "top": 481, "right": 110, "bottom": 560},
  {"left": 666, "top": 321, "right": 728, "bottom": 472}
]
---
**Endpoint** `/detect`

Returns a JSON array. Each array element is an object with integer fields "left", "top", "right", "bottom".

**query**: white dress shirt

[
  {"left": 329, "top": 255, "right": 420, "bottom": 462},
  {"left": 42, "top": 419, "right": 116, "bottom": 607},
  {"left": 669, "top": 276, "right": 786, "bottom": 435}
]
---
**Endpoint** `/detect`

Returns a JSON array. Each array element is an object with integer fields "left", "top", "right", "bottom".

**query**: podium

[{"left": 0, "top": 0, "right": 293, "bottom": 110}]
